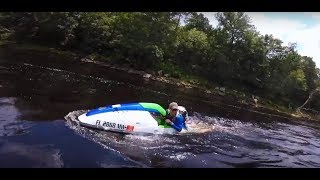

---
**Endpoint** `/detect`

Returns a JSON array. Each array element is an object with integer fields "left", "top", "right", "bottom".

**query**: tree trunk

[
  {"left": 175, "top": 13, "right": 182, "bottom": 31},
  {"left": 296, "top": 89, "right": 318, "bottom": 113}
]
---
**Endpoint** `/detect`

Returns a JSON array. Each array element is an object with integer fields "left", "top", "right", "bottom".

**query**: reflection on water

[
  {"left": 0, "top": 139, "right": 64, "bottom": 168},
  {"left": 0, "top": 97, "right": 34, "bottom": 137},
  {"left": 1, "top": 53, "right": 320, "bottom": 167}
]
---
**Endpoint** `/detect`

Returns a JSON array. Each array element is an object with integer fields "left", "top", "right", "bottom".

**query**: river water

[{"left": 1, "top": 50, "right": 320, "bottom": 168}]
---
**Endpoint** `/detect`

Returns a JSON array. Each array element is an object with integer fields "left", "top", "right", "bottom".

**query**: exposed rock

[
  {"left": 80, "top": 57, "right": 93, "bottom": 63},
  {"left": 218, "top": 92, "right": 225, "bottom": 96},
  {"left": 215, "top": 87, "right": 225, "bottom": 95},
  {"left": 219, "top": 87, "right": 225, "bottom": 93},
  {"left": 252, "top": 95, "right": 258, "bottom": 107},
  {"left": 181, "top": 81, "right": 189, "bottom": 86},
  {"left": 164, "top": 74, "right": 169, "bottom": 77},
  {"left": 256, "top": 78, "right": 262, "bottom": 82},
  {"left": 178, "top": 81, "right": 193, "bottom": 89},
  {"left": 143, "top": 73, "right": 152, "bottom": 78},
  {"left": 160, "top": 78, "right": 170, "bottom": 83},
  {"left": 128, "top": 69, "right": 135, "bottom": 73}
]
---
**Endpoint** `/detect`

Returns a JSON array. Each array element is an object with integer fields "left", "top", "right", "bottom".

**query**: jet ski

[{"left": 77, "top": 102, "right": 189, "bottom": 135}]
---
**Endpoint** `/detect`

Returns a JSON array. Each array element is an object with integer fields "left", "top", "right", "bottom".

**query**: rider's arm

[{"left": 169, "top": 115, "right": 184, "bottom": 132}]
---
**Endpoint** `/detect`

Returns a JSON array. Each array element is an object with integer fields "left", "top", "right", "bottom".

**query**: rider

[{"left": 164, "top": 102, "right": 186, "bottom": 132}]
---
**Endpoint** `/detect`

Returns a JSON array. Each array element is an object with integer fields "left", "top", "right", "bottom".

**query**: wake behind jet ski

[{"left": 77, "top": 102, "right": 189, "bottom": 135}]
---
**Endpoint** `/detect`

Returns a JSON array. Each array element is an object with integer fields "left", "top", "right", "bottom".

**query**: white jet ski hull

[{"left": 77, "top": 102, "right": 188, "bottom": 135}]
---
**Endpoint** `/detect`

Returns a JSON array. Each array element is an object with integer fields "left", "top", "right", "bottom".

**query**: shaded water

[{"left": 1, "top": 52, "right": 320, "bottom": 167}]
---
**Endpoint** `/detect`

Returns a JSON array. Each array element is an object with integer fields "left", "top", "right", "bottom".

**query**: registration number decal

[{"left": 96, "top": 120, "right": 134, "bottom": 131}]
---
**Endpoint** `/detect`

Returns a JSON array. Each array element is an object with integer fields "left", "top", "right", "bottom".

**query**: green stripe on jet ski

[{"left": 139, "top": 102, "right": 167, "bottom": 116}]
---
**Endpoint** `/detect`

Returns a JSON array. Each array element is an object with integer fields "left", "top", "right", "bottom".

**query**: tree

[
  {"left": 5, "top": 12, "right": 82, "bottom": 47},
  {"left": 301, "top": 56, "right": 318, "bottom": 90},
  {"left": 296, "top": 64, "right": 320, "bottom": 113},
  {"left": 111, "top": 12, "right": 178, "bottom": 69},
  {"left": 185, "top": 13, "right": 213, "bottom": 35},
  {"left": 214, "top": 12, "right": 259, "bottom": 85},
  {"left": 215, "top": 12, "right": 254, "bottom": 45},
  {"left": 296, "top": 86, "right": 320, "bottom": 114},
  {"left": 175, "top": 27, "right": 209, "bottom": 74},
  {"left": 74, "top": 12, "right": 115, "bottom": 54}
]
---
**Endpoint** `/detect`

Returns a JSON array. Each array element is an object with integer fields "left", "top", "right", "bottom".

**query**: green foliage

[
  {"left": 175, "top": 28, "right": 209, "bottom": 75},
  {"left": 160, "top": 62, "right": 183, "bottom": 78},
  {"left": 184, "top": 12, "right": 213, "bottom": 35},
  {"left": 0, "top": 29, "right": 11, "bottom": 40},
  {"left": 3, "top": 12, "right": 320, "bottom": 112},
  {"left": 75, "top": 12, "right": 115, "bottom": 54},
  {"left": 178, "top": 28, "right": 209, "bottom": 50},
  {"left": 0, "top": 13, "right": 13, "bottom": 40},
  {"left": 289, "top": 69, "right": 307, "bottom": 90}
]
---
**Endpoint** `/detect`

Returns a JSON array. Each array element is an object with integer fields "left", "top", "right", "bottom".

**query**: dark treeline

[{"left": 1, "top": 12, "right": 320, "bottom": 112}]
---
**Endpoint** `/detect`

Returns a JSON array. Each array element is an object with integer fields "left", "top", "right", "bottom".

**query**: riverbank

[{"left": 0, "top": 41, "right": 318, "bottom": 122}]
